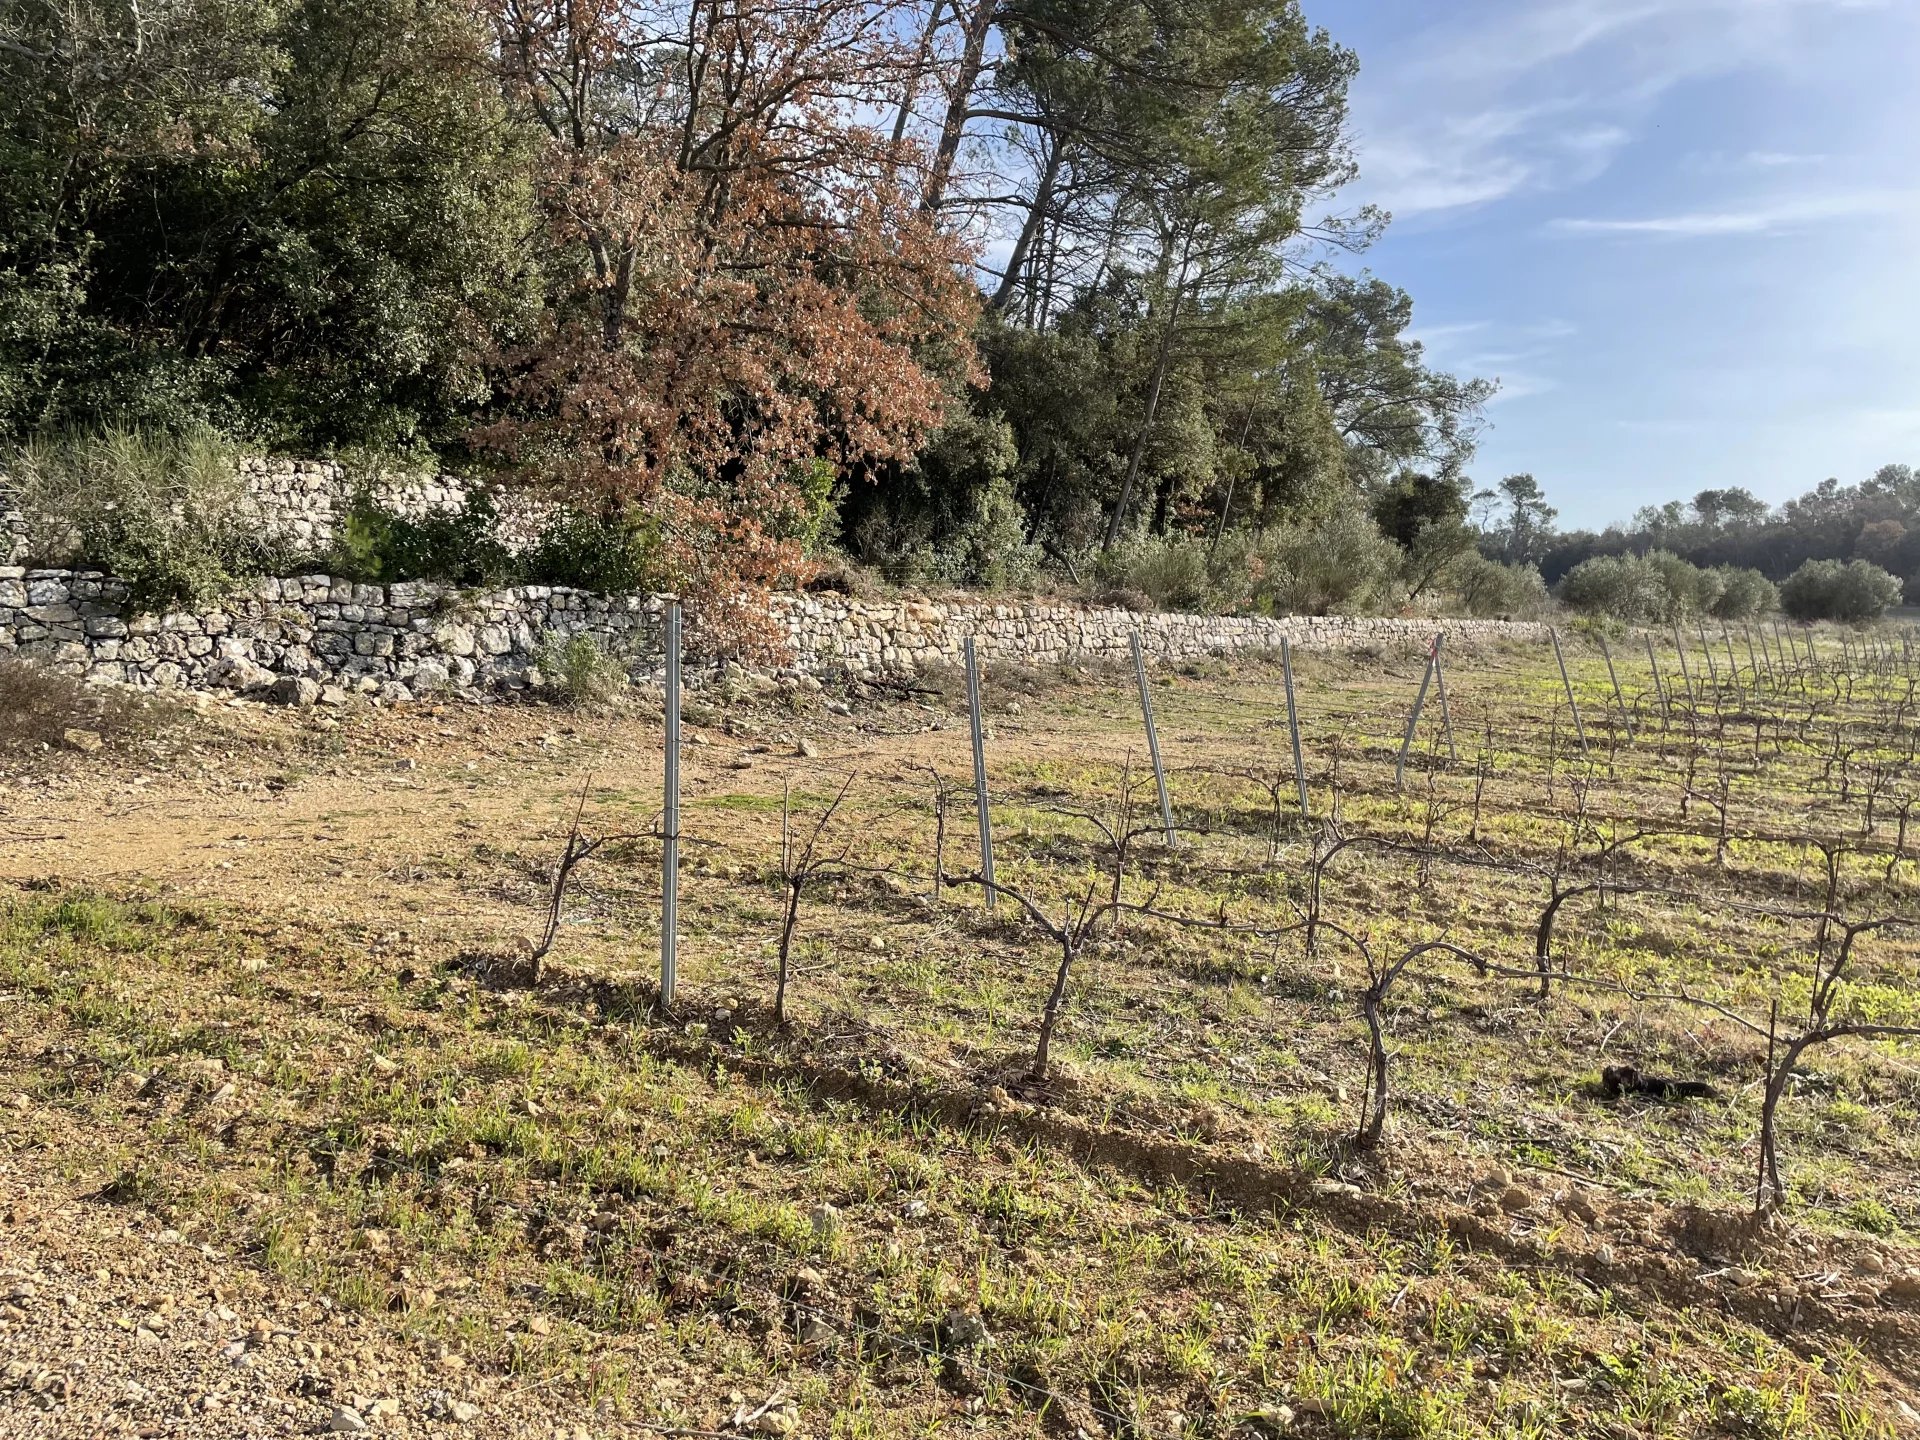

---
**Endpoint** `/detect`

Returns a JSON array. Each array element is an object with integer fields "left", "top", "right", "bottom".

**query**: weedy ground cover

[{"left": 3, "top": 629, "right": 1918, "bottom": 1436}]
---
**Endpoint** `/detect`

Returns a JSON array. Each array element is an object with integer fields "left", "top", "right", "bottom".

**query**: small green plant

[
  {"left": 1844, "top": 1195, "right": 1898, "bottom": 1236},
  {"left": 332, "top": 488, "right": 515, "bottom": 587},
  {"left": 536, "top": 631, "right": 628, "bottom": 707},
  {"left": 522, "top": 505, "right": 663, "bottom": 592}
]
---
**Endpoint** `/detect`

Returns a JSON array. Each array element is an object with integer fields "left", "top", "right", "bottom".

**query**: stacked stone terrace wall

[
  {"left": 233, "top": 458, "right": 469, "bottom": 552},
  {"left": 776, "top": 593, "right": 1548, "bottom": 679},
  {"left": 0, "top": 563, "right": 1550, "bottom": 702},
  {"left": 0, "top": 457, "right": 548, "bottom": 565}
]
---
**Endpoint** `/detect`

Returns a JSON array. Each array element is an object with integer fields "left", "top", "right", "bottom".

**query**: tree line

[
  {"left": 2, "top": 0, "right": 1497, "bottom": 629},
  {"left": 5, "top": 0, "right": 1904, "bottom": 631},
  {"left": 1540, "top": 467, "right": 1919, "bottom": 623}
]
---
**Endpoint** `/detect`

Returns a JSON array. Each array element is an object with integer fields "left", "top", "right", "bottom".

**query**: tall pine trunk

[
  {"left": 1103, "top": 243, "right": 1191, "bottom": 552},
  {"left": 920, "top": 0, "right": 996, "bottom": 211},
  {"left": 991, "top": 142, "right": 1062, "bottom": 311}
]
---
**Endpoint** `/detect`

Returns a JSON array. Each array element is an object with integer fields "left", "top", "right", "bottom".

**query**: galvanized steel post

[
  {"left": 660, "top": 599, "right": 682, "bottom": 1007},
  {"left": 964, "top": 636, "right": 996, "bottom": 913},
  {"left": 1395, "top": 637, "right": 1438, "bottom": 793},
  {"left": 1431, "top": 632, "right": 1458, "bottom": 762},
  {"left": 1644, "top": 632, "right": 1670, "bottom": 721},
  {"left": 1597, "top": 633, "right": 1632, "bottom": 739},
  {"left": 1673, "top": 625, "right": 1697, "bottom": 708},
  {"left": 1550, "top": 627, "right": 1588, "bottom": 756}
]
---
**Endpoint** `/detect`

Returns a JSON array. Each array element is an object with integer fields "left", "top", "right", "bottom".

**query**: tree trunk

[
  {"left": 775, "top": 878, "right": 803, "bottom": 1023},
  {"left": 990, "top": 141, "right": 1062, "bottom": 312},
  {"left": 1359, "top": 988, "right": 1389, "bottom": 1147},
  {"left": 1148, "top": 471, "right": 1173, "bottom": 536},
  {"left": 1757, "top": 1034, "right": 1815, "bottom": 1210},
  {"left": 1208, "top": 471, "right": 1236, "bottom": 560},
  {"left": 1208, "top": 412, "right": 1254, "bottom": 560},
  {"left": 1103, "top": 257, "right": 1187, "bottom": 552},
  {"left": 920, "top": 0, "right": 996, "bottom": 212}
]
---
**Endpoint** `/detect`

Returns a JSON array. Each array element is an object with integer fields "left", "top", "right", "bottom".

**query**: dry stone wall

[
  {"left": 0, "top": 457, "right": 549, "bottom": 565},
  {"left": 0, "top": 453, "right": 1552, "bottom": 702},
  {"left": 233, "top": 458, "right": 470, "bottom": 552},
  {"left": 0, "top": 563, "right": 1550, "bottom": 703},
  {"left": 0, "top": 568, "right": 664, "bottom": 703},
  {"left": 775, "top": 594, "right": 1547, "bottom": 677}
]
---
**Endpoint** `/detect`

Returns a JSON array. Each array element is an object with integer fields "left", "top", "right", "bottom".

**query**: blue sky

[{"left": 1317, "top": 0, "right": 1920, "bottom": 530}]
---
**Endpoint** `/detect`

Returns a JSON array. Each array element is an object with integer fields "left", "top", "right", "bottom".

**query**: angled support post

[
  {"left": 1597, "top": 632, "right": 1632, "bottom": 739},
  {"left": 1281, "top": 637, "right": 1309, "bottom": 819},
  {"left": 1395, "top": 636, "right": 1439, "bottom": 793},
  {"left": 1550, "top": 627, "right": 1589, "bottom": 756},
  {"left": 1131, "top": 632, "right": 1177, "bottom": 847}
]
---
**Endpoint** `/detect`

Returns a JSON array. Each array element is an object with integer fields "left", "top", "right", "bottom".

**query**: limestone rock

[
  {"left": 266, "top": 676, "right": 321, "bottom": 707},
  {"left": 1558, "top": 1190, "right": 1598, "bottom": 1225},
  {"left": 207, "top": 654, "right": 274, "bottom": 691},
  {"left": 938, "top": 1308, "right": 991, "bottom": 1350}
]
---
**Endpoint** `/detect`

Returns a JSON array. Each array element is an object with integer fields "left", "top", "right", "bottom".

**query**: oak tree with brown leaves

[{"left": 479, "top": 0, "right": 982, "bottom": 648}]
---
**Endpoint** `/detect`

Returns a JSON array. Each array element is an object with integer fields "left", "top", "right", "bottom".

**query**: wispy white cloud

[
  {"left": 1684, "top": 148, "right": 1833, "bottom": 172},
  {"left": 1547, "top": 189, "right": 1913, "bottom": 237},
  {"left": 1342, "top": 0, "right": 1903, "bottom": 223},
  {"left": 1329, "top": 0, "right": 1919, "bottom": 522},
  {"left": 1353, "top": 149, "right": 1532, "bottom": 219},
  {"left": 1398, "top": 0, "right": 1661, "bottom": 86},
  {"left": 1408, "top": 316, "right": 1576, "bottom": 407},
  {"left": 1406, "top": 319, "right": 1492, "bottom": 348},
  {"left": 1353, "top": 110, "right": 1629, "bottom": 220}
]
